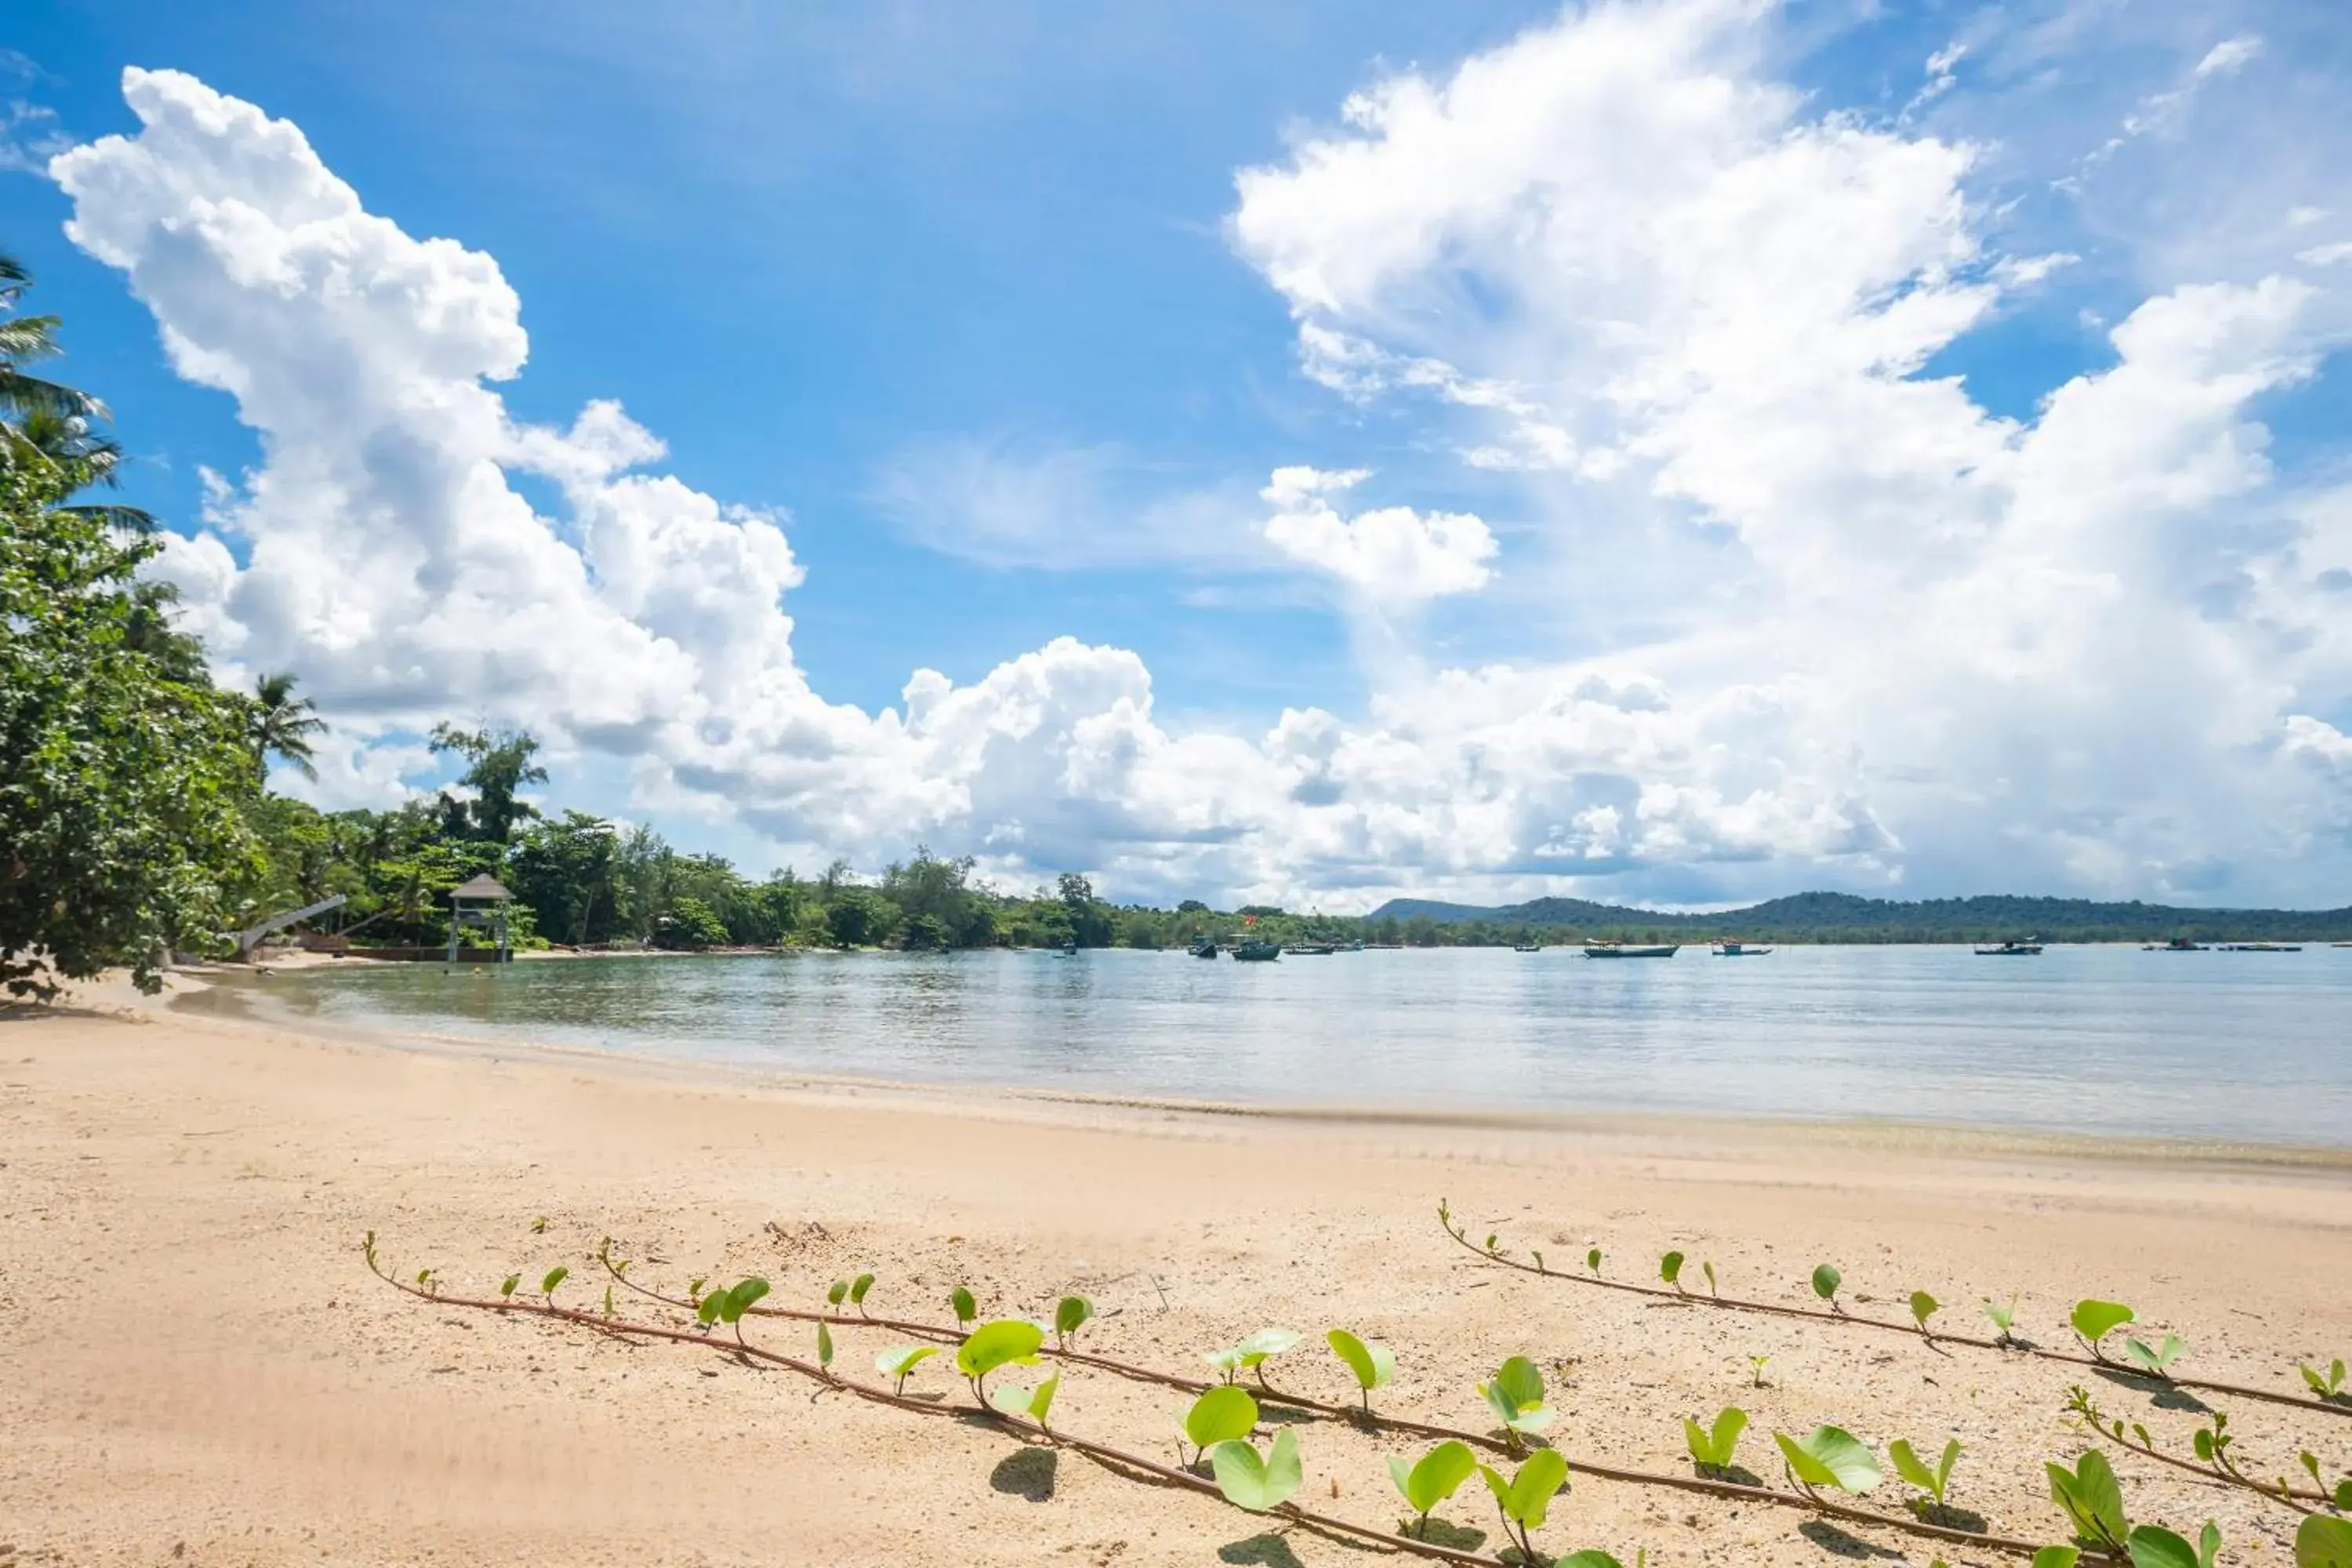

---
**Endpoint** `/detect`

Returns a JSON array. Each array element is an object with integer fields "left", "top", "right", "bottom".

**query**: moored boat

[
  {"left": 2220, "top": 942, "right": 2301, "bottom": 952},
  {"left": 1974, "top": 938, "right": 2043, "bottom": 955},
  {"left": 1283, "top": 942, "right": 1338, "bottom": 956},
  {"left": 1189, "top": 937, "right": 1220, "bottom": 958},
  {"left": 1712, "top": 940, "right": 1773, "bottom": 956},
  {"left": 1232, "top": 939, "right": 1282, "bottom": 962},
  {"left": 1512, "top": 940, "right": 1544, "bottom": 953},
  {"left": 2143, "top": 937, "right": 2208, "bottom": 951},
  {"left": 1584, "top": 940, "right": 1679, "bottom": 959}
]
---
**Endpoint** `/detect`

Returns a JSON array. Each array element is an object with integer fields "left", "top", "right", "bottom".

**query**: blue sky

[
  {"left": 8, "top": 0, "right": 2352, "bottom": 908},
  {"left": 9, "top": 0, "right": 1557, "bottom": 712}
]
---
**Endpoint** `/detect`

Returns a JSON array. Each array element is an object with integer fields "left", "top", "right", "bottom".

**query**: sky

[{"left": 5, "top": 0, "right": 2352, "bottom": 911}]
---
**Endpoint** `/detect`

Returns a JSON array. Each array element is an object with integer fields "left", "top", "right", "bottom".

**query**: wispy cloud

[
  {"left": 2066, "top": 29, "right": 2264, "bottom": 180},
  {"left": 0, "top": 97, "right": 71, "bottom": 176},
  {"left": 868, "top": 435, "right": 1262, "bottom": 572}
]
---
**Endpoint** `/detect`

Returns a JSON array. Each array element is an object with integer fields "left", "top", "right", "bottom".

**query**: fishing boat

[
  {"left": 1584, "top": 940, "right": 1679, "bottom": 959},
  {"left": 1974, "top": 938, "right": 2043, "bottom": 956},
  {"left": 1232, "top": 938, "right": 1281, "bottom": 962},
  {"left": 2220, "top": 942, "right": 2302, "bottom": 953},
  {"left": 1711, "top": 940, "right": 1773, "bottom": 956},
  {"left": 1284, "top": 942, "right": 1338, "bottom": 956},
  {"left": 2142, "top": 937, "right": 2208, "bottom": 951},
  {"left": 1189, "top": 937, "right": 1220, "bottom": 959},
  {"left": 1512, "top": 939, "right": 1544, "bottom": 953}
]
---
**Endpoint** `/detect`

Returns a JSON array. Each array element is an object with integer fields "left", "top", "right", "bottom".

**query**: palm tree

[
  {"left": 249, "top": 671, "right": 328, "bottom": 784},
  {"left": 122, "top": 579, "right": 209, "bottom": 684},
  {"left": 2, "top": 252, "right": 152, "bottom": 528},
  {"left": 0, "top": 252, "right": 100, "bottom": 425}
]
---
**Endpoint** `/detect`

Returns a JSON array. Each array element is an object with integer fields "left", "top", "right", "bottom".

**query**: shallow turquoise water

[{"left": 255, "top": 945, "right": 2352, "bottom": 1145}]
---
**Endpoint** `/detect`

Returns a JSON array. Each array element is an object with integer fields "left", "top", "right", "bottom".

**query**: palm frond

[
  {"left": 0, "top": 367, "right": 105, "bottom": 421},
  {"left": 49, "top": 501, "right": 159, "bottom": 532},
  {"left": 0, "top": 313, "right": 66, "bottom": 361}
]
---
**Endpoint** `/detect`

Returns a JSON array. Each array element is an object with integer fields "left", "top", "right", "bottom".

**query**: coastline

[{"left": 4, "top": 982, "right": 2348, "bottom": 1566}]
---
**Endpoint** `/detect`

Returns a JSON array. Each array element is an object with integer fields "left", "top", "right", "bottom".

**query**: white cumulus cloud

[
  {"left": 1259, "top": 466, "right": 1497, "bottom": 604},
  {"left": 1228, "top": 0, "right": 2352, "bottom": 906}
]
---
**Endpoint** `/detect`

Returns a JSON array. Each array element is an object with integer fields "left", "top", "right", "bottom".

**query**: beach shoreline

[{"left": 3, "top": 980, "right": 2347, "bottom": 1566}]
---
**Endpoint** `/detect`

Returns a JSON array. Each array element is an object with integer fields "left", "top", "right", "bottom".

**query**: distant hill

[{"left": 1363, "top": 891, "right": 2352, "bottom": 943}]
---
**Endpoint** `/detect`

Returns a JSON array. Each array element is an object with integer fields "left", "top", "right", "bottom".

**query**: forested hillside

[{"left": 1367, "top": 891, "right": 2352, "bottom": 944}]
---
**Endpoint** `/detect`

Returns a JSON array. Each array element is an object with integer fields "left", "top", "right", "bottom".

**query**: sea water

[{"left": 249, "top": 944, "right": 2352, "bottom": 1146}]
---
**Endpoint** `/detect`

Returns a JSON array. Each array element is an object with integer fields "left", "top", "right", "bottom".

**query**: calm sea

[{"left": 247, "top": 945, "right": 2352, "bottom": 1147}]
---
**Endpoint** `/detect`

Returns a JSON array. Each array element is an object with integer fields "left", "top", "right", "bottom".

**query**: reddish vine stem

[
  {"left": 2099, "top": 1430, "right": 2322, "bottom": 1515},
  {"left": 1439, "top": 1210, "right": 2352, "bottom": 1421},
  {"left": 593, "top": 1249, "right": 2053, "bottom": 1557},
  {"left": 375, "top": 1252, "right": 1491, "bottom": 1566},
  {"left": 2066, "top": 1390, "right": 2331, "bottom": 1513},
  {"left": 601, "top": 1247, "right": 1222, "bottom": 1393}
]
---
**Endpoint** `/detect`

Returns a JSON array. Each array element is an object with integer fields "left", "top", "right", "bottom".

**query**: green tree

[
  {"left": 120, "top": 579, "right": 209, "bottom": 684},
  {"left": 506, "top": 811, "right": 621, "bottom": 946},
  {"left": 249, "top": 670, "right": 326, "bottom": 784},
  {"left": 0, "top": 256, "right": 151, "bottom": 532},
  {"left": 652, "top": 894, "right": 728, "bottom": 950},
  {"left": 757, "top": 869, "right": 805, "bottom": 943},
  {"left": 901, "top": 912, "right": 949, "bottom": 949},
  {"left": 825, "top": 886, "right": 899, "bottom": 948},
  {"left": 428, "top": 722, "right": 548, "bottom": 842},
  {"left": 1058, "top": 871, "right": 1115, "bottom": 947},
  {"left": 1, "top": 256, "right": 97, "bottom": 443},
  {"left": 881, "top": 846, "right": 997, "bottom": 947},
  {"left": 0, "top": 460, "right": 259, "bottom": 995}
]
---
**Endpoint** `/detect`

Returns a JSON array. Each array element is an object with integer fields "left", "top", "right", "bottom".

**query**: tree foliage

[
  {"left": 249, "top": 670, "right": 326, "bottom": 784},
  {"left": 428, "top": 723, "right": 549, "bottom": 843},
  {"left": 0, "top": 460, "right": 258, "bottom": 995}
]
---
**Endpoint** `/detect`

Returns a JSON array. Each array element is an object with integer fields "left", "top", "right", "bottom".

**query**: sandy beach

[{"left": 3, "top": 977, "right": 2348, "bottom": 1568}]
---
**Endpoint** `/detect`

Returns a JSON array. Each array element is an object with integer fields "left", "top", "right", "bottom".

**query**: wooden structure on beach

[{"left": 446, "top": 873, "right": 516, "bottom": 964}]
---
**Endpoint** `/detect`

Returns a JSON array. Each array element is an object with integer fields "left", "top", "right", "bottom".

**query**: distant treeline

[{"left": 1364, "top": 891, "right": 2352, "bottom": 945}]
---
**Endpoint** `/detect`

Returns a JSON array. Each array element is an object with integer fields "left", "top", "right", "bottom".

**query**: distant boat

[
  {"left": 1284, "top": 942, "right": 1338, "bottom": 956},
  {"left": 2143, "top": 937, "right": 2208, "bottom": 951},
  {"left": 1512, "top": 940, "right": 1544, "bottom": 953},
  {"left": 1189, "top": 937, "right": 1220, "bottom": 959},
  {"left": 2220, "top": 942, "right": 2302, "bottom": 953},
  {"left": 1056, "top": 938, "right": 1078, "bottom": 955},
  {"left": 1712, "top": 941, "right": 1773, "bottom": 956},
  {"left": 1975, "top": 939, "right": 2043, "bottom": 956},
  {"left": 1584, "top": 940, "right": 1678, "bottom": 959},
  {"left": 1233, "top": 939, "right": 1281, "bottom": 962}
]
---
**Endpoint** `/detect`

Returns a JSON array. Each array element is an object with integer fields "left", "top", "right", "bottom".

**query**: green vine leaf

[
  {"left": 1327, "top": 1328, "right": 1396, "bottom": 1395},
  {"left": 1210, "top": 1429, "right": 1302, "bottom": 1512},
  {"left": 1183, "top": 1385, "right": 1259, "bottom": 1451},
  {"left": 1776, "top": 1426, "right": 1882, "bottom": 1493}
]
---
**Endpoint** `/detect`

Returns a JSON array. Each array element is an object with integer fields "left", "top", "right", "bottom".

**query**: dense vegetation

[{"left": 1, "top": 253, "right": 262, "bottom": 996}]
